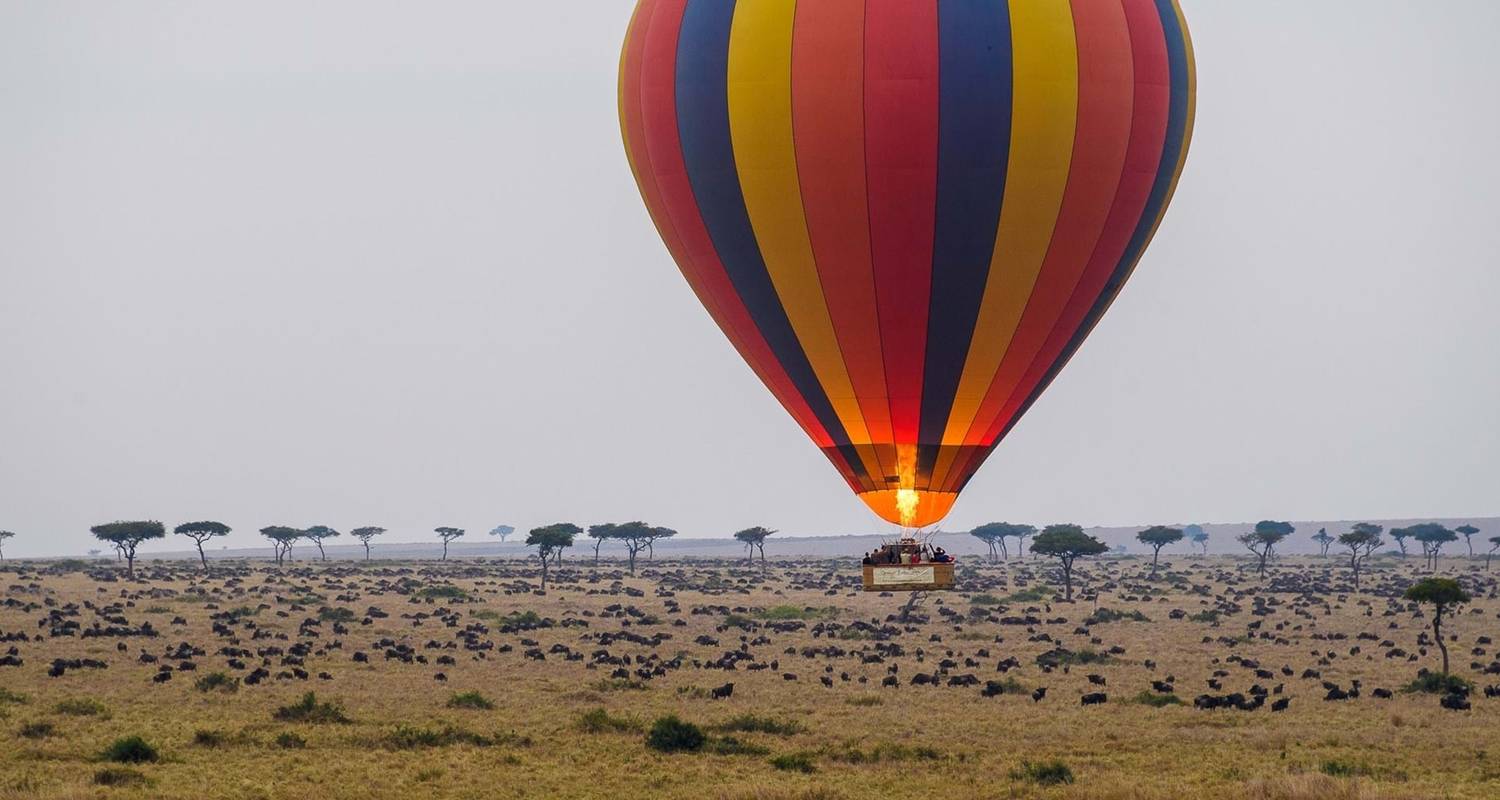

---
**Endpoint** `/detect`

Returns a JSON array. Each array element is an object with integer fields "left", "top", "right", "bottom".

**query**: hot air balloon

[{"left": 619, "top": 0, "right": 1196, "bottom": 530}]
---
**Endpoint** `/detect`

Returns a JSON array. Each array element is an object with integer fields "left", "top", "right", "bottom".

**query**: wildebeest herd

[{"left": 1, "top": 553, "right": 1497, "bottom": 799}]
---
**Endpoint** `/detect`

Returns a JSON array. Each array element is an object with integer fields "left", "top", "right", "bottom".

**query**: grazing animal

[
  {"left": 1031, "top": 687, "right": 1047, "bottom": 702},
  {"left": 1271, "top": 697, "right": 1290, "bottom": 712},
  {"left": 710, "top": 682, "right": 734, "bottom": 699},
  {"left": 1440, "top": 693, "right": 1471, "bottom": 711},
  {"left": 1080, "top": 692, "right": 1108, "bottom": 705},
  {"left": 1087, "top": 674, "right": 1106, "bottom": 686}
]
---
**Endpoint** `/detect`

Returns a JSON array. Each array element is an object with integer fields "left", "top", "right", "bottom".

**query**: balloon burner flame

[{"left": 896, "top": 489, "right": 920, "bottom": 529}]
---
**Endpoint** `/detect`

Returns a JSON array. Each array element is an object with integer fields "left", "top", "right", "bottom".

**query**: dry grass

[{"left": 0, "top": 554, "right": 1495, "bottom": 799}]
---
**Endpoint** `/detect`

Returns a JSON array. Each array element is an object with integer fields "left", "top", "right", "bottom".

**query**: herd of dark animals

[{"left": 1, "top": 556, "right": 1497, "bottom": 718}]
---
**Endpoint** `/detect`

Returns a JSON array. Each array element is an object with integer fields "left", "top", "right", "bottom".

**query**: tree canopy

[
  {"left": 350, "top": 526, "right": 385, "bottom": 560},
  {"left": 259, "top": 526, "right": 302, "bottom": 565},
  {"left": 173, "top": 521, "right": 230, "bottom": 570},
  {"left": 527, "top": 523, "right": 581, "bottom": 592},
  {"left": 91, "top": 520, "right": 165, "bottom": 576},
  {"left": 733, "top": 526, "right": 775, "bottom": 564},
  {"left": 1030, "top": 524, "right": 1107, "bottom": 601}
]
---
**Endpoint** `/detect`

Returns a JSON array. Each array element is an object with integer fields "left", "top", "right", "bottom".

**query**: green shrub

[
  {"left": 387, "top": 724, "right": 496, "bottom": 749},
  {"left": 93, "top": 767, "right": 148, "bottom": 787},
  {"left": 1320, "top": 760, "right": 1374, "bottom": 778},
  {"left": 1131, "top": 690, "right": 1184, "bottom": 707},
  {"left": 722, "top": 614, "right": 756, "bottom": 630},
  {"left": 273, "top": 692, "right": 350, "bottom": 724},
  {"left": 715, "top": 714, "right": 803, "bottom": 736},
  {"left": 645, "top": 715, "right": 706, "bottom": 753},
  {"left": 1085, "top": 607, "right": 1150, "bottom": 624},
  {"left": 770, "top": 752, "right": 818, "bottom": 773},
  {"left": 274, "top": 732, "right": 307, "bottom": 749},
  {"left": 416, "top": 585, "right": 468, "bottom": 601},
  {"left": 1404, "top": 672, "right": 1473, "bottom": 695},
  {"left": 192, "top": 729, "right": 228, "bottom": 747},
  {"left": 578, "top": 707, "right": 640, "bottom": 734},
  {"left": 591, "top": 678, "right": 649, "bottom": 692},
  {"left": 1003, "top": 586, "right": 1050, "bottom": 603},
  {"left": 194, "top": 672, "right": 240, "bottom": 693},
  {"left": 318, "top": 606, "right": 356, "bottom": 623},
  {"left": 1189, "top": 610, "right": 1221, "bottom": 623},
  {"left": 55, "top": 698, "right": 109, "bottom": 717},
  {"left": 0, "top": 687, "right": 26, "bottom": 705},
  {"left": 707, "top": 736, "right": 770, "bottom": 756},
  {"left": 446, "top": 691, "right": 495, "bottom": 710},
  {"left": 969, "top": 594, "right": 1003, "bottom": 606},
  {"left": 830, "top": 743, "right": 943, "bottom": 764},
  {"left": 102, "top": 736, "right": 160, "bottom": 764},
  {"left": 143, "top": 605, "right": 171, "bottom": 614},
  {"left": 1011, "top": 759, "right": 1074, "bottom": 786},
  {"left": 18, "top": 720, "right": 54, "bottom": 739}
]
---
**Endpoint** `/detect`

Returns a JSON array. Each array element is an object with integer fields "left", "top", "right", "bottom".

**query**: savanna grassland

[{"left": 1, "top": 552, "right": 1497, "bottom": 800}]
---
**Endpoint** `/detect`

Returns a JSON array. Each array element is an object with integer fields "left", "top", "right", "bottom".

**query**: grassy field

[{"left": 0, "top": 553, "right": 1496, "bottom": 799}]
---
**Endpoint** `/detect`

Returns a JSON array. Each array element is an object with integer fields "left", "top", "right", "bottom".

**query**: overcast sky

[{"left": 2, "top": 1, "right": 1497, "bottom": 558}]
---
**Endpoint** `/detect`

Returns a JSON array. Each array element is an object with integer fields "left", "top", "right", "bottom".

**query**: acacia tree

[
  {"left": 612, "top": 521, "right": 654, "bottom": 574},
  {"left": 1311, "top": 528, "right": 1335, "bottom": 558},
  {"left": 260, "top": 526, "right": 302, "bottom": 565},
  {"left": 1185, "top": 524, "right": 1209, "bottom": 555},
  {"left": 1487, "top": 536, "right": 1500, "bottom": 571},
  {"left": 1136, "top": 525, "right": 1183, "bottom": 579},
  {"left": 644, "top": 526, "right": 676, "bottom": 561},
  {"left": 350, "top": 526, "right": 385, "bottom": 560},
  {"left": 1389, "top": 527, "right": 1411, "bottom": 558},
  {"left": 489, "top": 525, "right": 515, "bottom": 543},
  {"left": 1030, "top": 524, "right": 1107, "bottom": 601},
  {"left": 527, "top": 523, "right": 579, "bottom": 593},
  {"left": 1010, "top": 525, "right": 1037, "bottom": 560},
  {"left": 302, "top": 525, "right": 340, "bottom": 561},
  {"left": 1410, "top": 523, "right": 1456, "bottom": 571},
  {"left": 91, "top": 521, "right": 166, "bottom": 577},
  {"left": 1238, "top": 521, "right": 1293, "bottom": 577},
  {"left": 1405, "top": 577, "right": 1471, "bottom": 675},
  {"left": 1455, "top": 524, "right": 1479, "bottom": 558},
  {"left": 733, "top": 526, "right": 775, "bottom": 565},
  {"left": 587, "top": 523, "right": 617, "bottom": 566},
  {"left": 968, "top": 523, "right": 1006, "bottom": 562},
  {"left": 434, "top": 527, "right": 465, "bottom": 561},
  {"left": 0, "top": 530, "right": 14, "bottom": 561},
  {"left": 1338, "top": 524, "right": 1383, "bottom": 590},
  {"left": 173, "top": 521, "right": 230, "bottom": 571}
]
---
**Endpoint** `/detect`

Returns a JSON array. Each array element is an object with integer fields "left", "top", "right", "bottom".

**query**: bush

[
  {"left": 193, "top": 729, "right": 228, "bottom": 747},
  {"left": 387, "top": 724, "right": 496, "bottom": 749},
  {"left": 1085, "top": 608, "right": 1150, "bottom": 624},
  {"left": 829, "top": 743, "right": 943, "bottom": 764},
  {"left": 969, "top": 594, "right": 1003, "bottom": 606},
  {"left": 0, "top": 687, "right": 26, "bottom": 705},
  {"left": 102, "top": 736, "right": 160, "bottom": 764},
  {"left": 708, "top": 736, "right": 771, "bottom": 756},
  {"left": 645, "top": 715, "right": 706, "bottom": 753},
  {"left": 1131, "top": 690, "right": 1184, "bottom": 707},
  {"left": 318, "top": 606, "right": 356, "bottom": 623},
  {"left": 446, "top": 691, "right": 495, "bottom": 710},
  {"left": 416, "top": 585, "right": 468, "bottom": 601},
  {"left": 591, "top": 678, "right": 649, "bottom": 692},
  {"left": 273, "top": 692, "right": 350, "bottom": 724},
  {"left": 770, "top": 752, "right": 818, "bottom": 773},
  {"left": 1404, "top": 672, "right": 1473, "bottom": 695},
  {"left": 274, "top": 732, "right": 307, "bottom": 749},
  {"left": 1011, "top": 759, "right": 1075, "bottom": 786},
  {"left": 93, "top": 767, "right": 148, "bottom": 787},
  {"left": 1004, "top": 586, "right": 1050, "bottom": 603},
  {"left": 19, "top": 720, "right": 54, "bottom": 739},
  {"left": 195, "top": 672, "right": 240, "bottom": 693},
  {"left": 715, "top": 714, "right": 803, "bottom": 736},
  {"left": 55, "top": 698, "right": 109, "bottom": 717},
  {"left": 1320, "top": 760, "right": 1375, "bottom": 778},
  {"left": 578, "top": 707, "right": 640, "bottom": 733}
]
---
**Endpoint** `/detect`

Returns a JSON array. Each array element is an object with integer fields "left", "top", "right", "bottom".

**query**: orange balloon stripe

[
  {"left": 952, "top": 0, "right": 1136, "bottom": 458},
  {"left": 622, "top": 0, "right": 842, "bottom": 458},
  {"left": 790, "top": 0, "right": 897, "bottom": 485},
  {"left": 976, "top": 0, "right": 1173, "bottom": 449}
]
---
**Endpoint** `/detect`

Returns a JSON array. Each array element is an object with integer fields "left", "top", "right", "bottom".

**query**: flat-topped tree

[
  {"left": 91, "top": 521, "right": 165, "bottom": 577},
  {"left": 527, "top": 523, "right": 579, "bottom": 593},
  {"left": 1455, "top": 524, "right": 1479, "bottom": 557},
  {"left": 1338, "top": 523, "right": 1383, "bottom": 590},
  {"left": 302, "top": 526, "right": 340, "bottom": 562},
  {"left": 1185, "top": 524, "right": 1209, "bottom": 555},
  {"left": 612, "top": 521, "right": 654, "bottom": 574},
  {"left": 1238, "top": 520, "right": 1293, "bottom": 577},
  {"left": 1409, "top": 523, "right": 1456, "bottom": 571},
  {"left": 260, "top": 526, "right": 302, "bottom": 565},
  {"left": 1389, "top": 527, "right": 1411, "bottom": 558},
  {"left": 645, "top": 526, "right": 675, "bottom": 562},
  {"left": 1011, "top": 525, "right": 1036, "bottom": 560},
  {"left": 733, "top": 526, "right": 775, "bottom": 565},
  {"left": 1030, "top": 524, "right": 1107, "bottom": 602},
  {"left": 968, "top": 523, "right": 1005, "bottom": 562},
  {"left": 587, "top": 523, "right": 617, "bottom": 566},
  {"left": 350, "top": 527, "right": 385, "bottom": 560},
  {"left": 1487, "top": 536, "right": 1500, "bottom": 571},
  {"left": 434, "top": 527, "right": 465, "bottom": 561},
  {"left": 1311, "top": 528, "right": 1335, "bottom": 558},
  {"left": 489, "top": 525, "right": 515, "bottom": 543},
  {"left": 1404, "top": 577, "right": 1471, "bottom": 675},
  {"left": 173, "top": 521, "right": 230, "bottom": 571},
  {"left": 1135, "top": 525, "right": 1183, "bottom": 579},
  {"left": 0, "top": 530, "right": 14, "bottom": 561}
]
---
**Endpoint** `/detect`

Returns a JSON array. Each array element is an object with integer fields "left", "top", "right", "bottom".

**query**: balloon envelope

[{"left": 619, "top": 0, "right": 1195, "bottom": 527}]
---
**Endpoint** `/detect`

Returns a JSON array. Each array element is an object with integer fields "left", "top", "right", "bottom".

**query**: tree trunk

[
  {"left": 539, "top": 553, "right": 549, "bottom": 593},
  {"left": 1349, "top": 552, "right": 1360, "bottom": 589},
  {"left": 1434, "top": 607, "right": 1449, "bottom": 675},
  {"left": 197, "top": 541, "right": 208, "bottom": 571},
  {"left": 1061, "top": 557, "right": 1074, "bottom": 601},
  {"left": 316, "top": 542, "right": 326, "bottom": 561},
  {"left": 627, "top": 545, "right": 637, "bottom": 575},
  {"left": 364, "top": 542, "right": 371, "bottom": 561},
  {"left": 594, "top": 539, "right": 602, "bottom": 566},
  {"left": 442, "top": 541, "right": 448, "bottom": 561},
  {"left": 1150, "top": 547, "right": 1161, "bottom": 579}
]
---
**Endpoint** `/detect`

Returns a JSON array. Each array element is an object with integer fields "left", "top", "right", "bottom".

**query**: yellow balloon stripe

[
  {"left": 726, "top": 0, "right": 880, "bottom": 472},
  {"left": 930, "top": 0, "right": 1079, "bottom": 486}
]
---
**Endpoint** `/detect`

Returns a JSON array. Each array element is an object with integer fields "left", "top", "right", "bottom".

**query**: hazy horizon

[{"left": 4, "top": 1, "right": 1498, "bottom": 558}]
